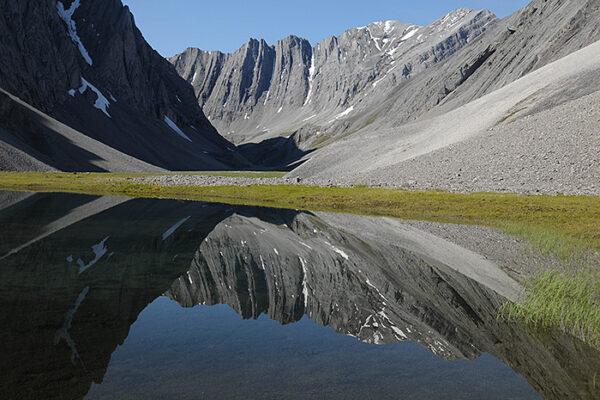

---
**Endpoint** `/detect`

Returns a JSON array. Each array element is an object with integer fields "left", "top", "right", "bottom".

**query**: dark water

[{"left": 0, "top": 191, "right": 598, "bottom": 400}]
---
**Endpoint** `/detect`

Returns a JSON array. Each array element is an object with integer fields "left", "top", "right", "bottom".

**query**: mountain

[
  {"left": 288, "top": 0, "right": 600, "bottom": 190},
  {"left": 0, "top": 0, "right": 249, "bottom": 172},
  {"left": 171, "top": 8, "right": 496, "bottom": 150},
  {"left": 2, "top": 0, "right": 598, "bottom": 189},
  {"left": 171, "top": 0, "right": 600, "bottom": 184}
]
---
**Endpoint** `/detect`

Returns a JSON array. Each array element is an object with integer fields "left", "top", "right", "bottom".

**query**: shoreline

[
  {"left": 1, "top": 171, "right": 598, "bottom": 347},
  {"left": 1, "top": 171, "right": 598, "bottom": 259},
  {"left": 131, "top": 173, "right": 600, "bottom": 197}
]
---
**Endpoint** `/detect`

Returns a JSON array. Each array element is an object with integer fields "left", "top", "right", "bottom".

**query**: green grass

[
  {"left": 500, "top": 269, "right": 600, "bottom": 348},
  {"left": 1, "top": 172, "right": 599, "bottom": 254},
  {"left": 495, "top": 106, "right": 528, "bottom": 126},
  {"left": 1, "top": 171, "right": 600, "bottom": 346},
  {"left": 502, "top": 222, "right": 590, "bottom": 261}
]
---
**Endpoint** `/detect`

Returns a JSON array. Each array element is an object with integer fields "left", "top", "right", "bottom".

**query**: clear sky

[{"left": 122, "top": 0, "right": 530, "bottom": 56}]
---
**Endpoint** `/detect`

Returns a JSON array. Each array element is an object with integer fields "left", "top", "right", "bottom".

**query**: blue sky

[{"left": 122, "top": 0, "right": 530, "bottom": 56}]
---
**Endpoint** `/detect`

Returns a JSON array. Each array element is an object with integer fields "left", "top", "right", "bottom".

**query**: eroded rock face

[
  {"left": 172, "top": 0, "right": 600, "bottom": 173},
  {"left": 171, "top": 9, "right": 497, "bottom": 147},
  {"left": 0, "top": 0, "right": 248, "bottom": 171},
  {"left": 400, "top": 0, "right": 600, "bottom": 117}
]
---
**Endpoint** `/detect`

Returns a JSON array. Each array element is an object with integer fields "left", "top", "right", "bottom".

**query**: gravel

[
  {"left": 290, "top": 40, "right": 600, "bottom": 197},
  {"left": 401, "top": 221, "right": 562, "bottom": 280},
  {"left": 354, "top": 90, "right": 600, "bottom": 196},
  {"left": 133, "top": 87, "right": 600, "bottom": 197},
  {"left": 130, "top": 175, "right": 305, "bottom": 187}
]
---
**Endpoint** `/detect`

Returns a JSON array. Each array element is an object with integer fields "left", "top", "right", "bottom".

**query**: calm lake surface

[{"left": 0, "top": 191, "right": 598, "bottom": 399}]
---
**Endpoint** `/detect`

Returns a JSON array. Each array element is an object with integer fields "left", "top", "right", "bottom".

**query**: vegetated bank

[{"left": 0, "top": 171, "right": 598, "bottom": 347}]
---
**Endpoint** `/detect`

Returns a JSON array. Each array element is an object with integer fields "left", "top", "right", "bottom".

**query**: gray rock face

[
  {"left": 289, "top": 0, "right": 600, "bottom": 190},
  {"left": 0, "top": 88, "right": 164, "bottom": 172},
  {"left": 0, "top": 0, "right": 248, "bottom": 171},
  {"left": 171, "top": 9, "right": 497, "bottom": 147},
  {"left": 389, "top": 0, "right": 600, "bottom": 121},
  {"left": 173, "top": 0, "right": 600, "bottom": 178}
]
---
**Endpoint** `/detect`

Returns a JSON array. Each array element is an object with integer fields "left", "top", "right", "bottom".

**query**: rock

[
  {"left": 0, "top": 0, "right": 249, "bottom": 172},
  {"left": 171, "top": 9, "right": 497, "bottom": 147}
]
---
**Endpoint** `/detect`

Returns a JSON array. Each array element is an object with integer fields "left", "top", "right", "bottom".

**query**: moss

[
  {"left": 1, "top": 172, "right": 600, "bottom": 256},
  {"left": 495, "top": 106, "right": 528, "bottom": 126},
  {"left": 310, "top": 134, "right": 332, "bottom": 149}
]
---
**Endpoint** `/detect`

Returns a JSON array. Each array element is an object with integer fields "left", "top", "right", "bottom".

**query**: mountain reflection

[{"left": 0, "top": 192, "right": 598, "bottom": 400}]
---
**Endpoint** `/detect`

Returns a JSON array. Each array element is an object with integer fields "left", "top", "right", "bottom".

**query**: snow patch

[
  {"left": 332, "top": 246, "right": 349, "bottom": 260},
  {"left": 384, "top": 21, "right": 395, "bottom": 34},
  {"left": 164, "top": 116, "right": 193, "bottom": 142},
  {"left": 304, "top": 52, "right": 316, "bottom": 106},
  {"left": 359, "top": 314, "right": 374, "bottom": 332},
  {"left": 337, "top": 106, "right": 354, "bottom": 118},
  {"left": 401, "top": 26, "right": 420, "bottom": 41},
  {"left": 299, "top": 241, "right": 313, "bottom": 250},
  {"left": 70, "top": 77, "right": 112, "bottom": 117},
  {"left": 329, "top": 106, "right": 354, "bottom": 123},
  {"left": 162, "top": 216, "right": 191, "bottom": 240},
  {"left": 391, "top": 326, "right": 408, "bottom": 339},
  {"left": 372, "top": 76, "right": 386, "bottom": 88},
  {"left": 259, "top": 255, "right": 266, "bottom": 270},
  {"left": 366, "top": 27, "right": 383, "bottom": 51},
  {"left": 57, "top": 0, "right": 93, "bottom": 65},
  {"left": 365, "top": 279, "right": 386, "bottom": 300},
  {"left": 299, "top": 256, "right": 310, "bottom": 308}
]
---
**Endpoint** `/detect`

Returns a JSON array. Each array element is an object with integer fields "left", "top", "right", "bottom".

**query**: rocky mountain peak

[{"left": 171, "top": 7, "right": 497, "bottom": 150}]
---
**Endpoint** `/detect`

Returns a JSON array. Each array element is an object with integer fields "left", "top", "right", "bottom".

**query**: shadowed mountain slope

[{"left": 0, "top": 0, "right": 250, "bottom": 171}]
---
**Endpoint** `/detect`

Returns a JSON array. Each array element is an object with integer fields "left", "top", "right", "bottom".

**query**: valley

[{"left": 0, "top": 0, "right": 599, "bottom": 398}]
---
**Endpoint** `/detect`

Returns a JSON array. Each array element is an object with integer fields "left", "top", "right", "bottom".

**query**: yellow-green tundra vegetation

[{"left": 0, "top": 171, "right": 598, "bottom": 347}]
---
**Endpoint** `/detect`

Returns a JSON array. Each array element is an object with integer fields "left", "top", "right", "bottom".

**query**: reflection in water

[{"left": 0, "top": 192, "right": 598, "bottom": 399}]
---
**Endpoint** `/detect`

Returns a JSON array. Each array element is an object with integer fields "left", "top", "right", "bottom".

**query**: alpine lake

[{"left": 0, "top": 191, "right": 598, "bottom": 399}]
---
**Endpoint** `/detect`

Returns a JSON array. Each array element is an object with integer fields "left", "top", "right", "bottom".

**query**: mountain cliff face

[
  {"left": 382, "top": 0, "right": 600, "bottom": 121},
  {"left": 172, "top": 0, "right": 600, "bottom": 175},
  {"left": 171, "top": 9, "right": 497, "bottom": 147},
  {"left": 0, "top": 0, "right": 248, "bottom": 171},
  {"left": 288, "top": 0, "right": 600, "bottom": 186}
]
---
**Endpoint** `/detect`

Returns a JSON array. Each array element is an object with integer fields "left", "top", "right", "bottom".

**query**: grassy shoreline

[
  {"left": 1, "top": 171, "right": 599, "bottom": 346},
  {"left": 1, "top": 172, "right": 599, "bottom": 252},
  {"left": 501, "top": 269, "right": 600, "bottom": 348}
]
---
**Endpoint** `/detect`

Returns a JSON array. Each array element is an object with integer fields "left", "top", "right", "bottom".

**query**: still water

[{"left": 0, "top": 192, "right": 598, "bottom": 399}]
